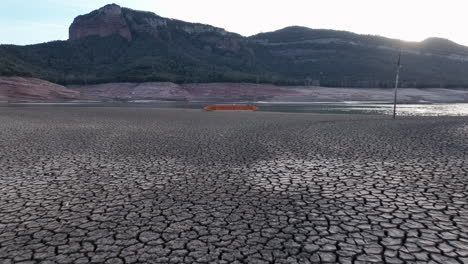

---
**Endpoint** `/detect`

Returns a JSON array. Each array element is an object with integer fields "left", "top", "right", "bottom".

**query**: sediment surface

[
  {"left": 0, "top": 77, "right": 79, "bottom": 101},
  {"left": 70, "top": 81, "right": 468, "bottom": 103},
  {"left": 0, "top": 107, "right": 467, "bottom": 263}
]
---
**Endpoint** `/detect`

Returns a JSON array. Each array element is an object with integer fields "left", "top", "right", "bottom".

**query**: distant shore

[
  {"left": 1, "top": 77, "right": 468, "bottom": 103},
  {"left": 70, "top": 82, "right": 468, "bottom": 104}
]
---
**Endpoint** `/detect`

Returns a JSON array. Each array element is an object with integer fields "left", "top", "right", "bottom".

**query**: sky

[{"left": 1, "top": 0, "right": 467, "bottom": 46}]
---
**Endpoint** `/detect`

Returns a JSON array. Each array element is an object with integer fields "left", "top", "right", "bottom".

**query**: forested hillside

[{"left": 1, "top": 4, "right": 468, "bottom": 87}]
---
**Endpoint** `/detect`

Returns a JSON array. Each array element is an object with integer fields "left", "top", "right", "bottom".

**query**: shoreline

[
  {"left": 2, "top": 77, "right": 468, "bottom": 103},
  {"left": 2, "top": 101, "right": 468, "bottom": 117}
]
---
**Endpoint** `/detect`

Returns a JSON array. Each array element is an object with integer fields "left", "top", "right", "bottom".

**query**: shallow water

[
  {"left": 2, "top": 102, "right": 468, "bottom": 116},
  {"left": 256, "top": 102, "right": 468, "bottom": 116}
]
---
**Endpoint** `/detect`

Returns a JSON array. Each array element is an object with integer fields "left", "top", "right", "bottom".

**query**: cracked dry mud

[{"left": 0, "top": 107, "right": 467, "bottom": 264}]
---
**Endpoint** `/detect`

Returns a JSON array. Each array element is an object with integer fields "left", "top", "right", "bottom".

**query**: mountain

[
  {"left": 250, "top": 26, "right": 468, "bottom": 87},
  {"left": 1, "top": 4, "right": 468, "bottom": 88},
  {"left": 69, "top": 4, "right": 235, "bottom": 42},
  {"left": 69, "top": 4, "right": 133, "bottom": 41},
  {"left": 0, "top": 4, "right": 262, "bottom": 85}
]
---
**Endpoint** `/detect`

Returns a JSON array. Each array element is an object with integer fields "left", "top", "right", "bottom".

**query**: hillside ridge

[{"left": 1, "top": 4, "right": 468, "bottom": 88}]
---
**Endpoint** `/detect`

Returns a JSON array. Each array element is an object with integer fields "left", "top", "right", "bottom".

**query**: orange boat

[{"left": 203, "top": 104, "right": 258, "bottom": 111}]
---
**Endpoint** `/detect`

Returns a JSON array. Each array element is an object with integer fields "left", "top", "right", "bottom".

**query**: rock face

[
  {"left": 69, "top": 3, "right": 232, "bottom": 42},
  {"left": 0, "top": 77, "right": 79, "bottom": 100},
  {"left": 69, "top": 4, "right": 132, "bottom": 41}
]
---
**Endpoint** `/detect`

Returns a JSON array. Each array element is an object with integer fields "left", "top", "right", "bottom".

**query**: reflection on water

[
  {"left": 2, "top": 101, "right": 468, "bottom": 116},
  {"left": 256, "top": 103, "right": 468, "bottom": 116},
  {"left": 353, "top": 104, "right": 468, "bottom": 116}
]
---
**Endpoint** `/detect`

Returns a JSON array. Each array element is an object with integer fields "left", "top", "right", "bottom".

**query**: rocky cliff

[
  {"left": 69, "top": 4, "right": 233, "bottom": 42},
  {"left": 69, "top": 4, "right": 132, "bottom": 41}
]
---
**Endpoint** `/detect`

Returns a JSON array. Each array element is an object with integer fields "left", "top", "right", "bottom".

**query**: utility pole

[{"left": 393, "top": 50, "right": 402, "bottom": 119}]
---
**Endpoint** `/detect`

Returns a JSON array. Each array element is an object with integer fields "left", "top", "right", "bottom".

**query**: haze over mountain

[{"left": 1, "top": 4, "right": 468, "bottom": 88}]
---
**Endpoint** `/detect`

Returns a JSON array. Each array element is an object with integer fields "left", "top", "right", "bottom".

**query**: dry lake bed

[{"left": 0, "top": 107, "right": 467, "bottom": 263}]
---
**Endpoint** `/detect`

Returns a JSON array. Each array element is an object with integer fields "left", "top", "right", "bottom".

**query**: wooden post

[{"left": 393, "top": 50, "right": 402, "bottom": 120}]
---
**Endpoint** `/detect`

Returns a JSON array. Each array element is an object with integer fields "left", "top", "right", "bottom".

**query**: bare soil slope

[
  {"left": 69, "top": 82, "right": 302, "bottom": 101},
  {"left": 70, "top": 81, "right": 468, "bottom": 103},
  {"left": 0, "top": 77, "right": 79, "bottom": 101}
]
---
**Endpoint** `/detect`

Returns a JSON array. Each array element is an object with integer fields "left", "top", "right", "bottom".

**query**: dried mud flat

[{"left": 0, "top": 107, "right": 467, "bottom": 264}]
